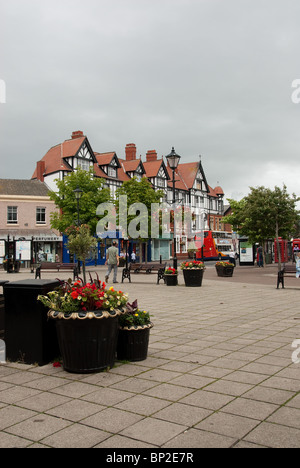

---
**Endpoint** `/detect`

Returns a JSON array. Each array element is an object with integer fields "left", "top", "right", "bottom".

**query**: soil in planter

[{"left": 117, "top": 327, "right": 151, "bottom": 362}]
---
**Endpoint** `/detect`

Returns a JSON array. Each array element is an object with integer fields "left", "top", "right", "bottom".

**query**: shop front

[{"left": 0, "top": 231, "right": 63, "bottom": 270}]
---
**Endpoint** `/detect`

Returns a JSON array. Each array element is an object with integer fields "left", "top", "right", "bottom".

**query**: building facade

[
  {"left": 0, "top": 179, "right": 61, "bottom": 268},
  {"left": 32, "top": 130, "right": 227, "bottom": 263}
]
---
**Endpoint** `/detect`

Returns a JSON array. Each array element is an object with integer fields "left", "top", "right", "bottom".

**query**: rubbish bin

[
  {"left": 4, "top": 280, "right": 60, "bottom": 366},
  {"left": 0, "top": 281, "right": 8, "bottom": 339}
]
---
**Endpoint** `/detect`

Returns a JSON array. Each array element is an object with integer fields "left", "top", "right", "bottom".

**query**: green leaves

[
  {"left": 224, "top": 185, "right": 300, "bottom": 245},
  {"left": 49, "top": 168, "right": 111, "bottom": 234}
]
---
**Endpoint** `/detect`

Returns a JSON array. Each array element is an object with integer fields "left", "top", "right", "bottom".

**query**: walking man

[{"left": 105, "top": 241, "right": 119, "bottom": 283}]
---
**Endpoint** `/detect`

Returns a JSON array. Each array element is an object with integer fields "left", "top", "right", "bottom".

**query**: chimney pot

[{"left": 72, "top": 130, "right": 84, "bottom": 139}]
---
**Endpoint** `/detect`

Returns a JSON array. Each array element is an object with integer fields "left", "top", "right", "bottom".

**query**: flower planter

[
  {"left": 216, "top": 265, "right": 235, "bottom": 277},
  {"left": 49, "top": 310, "right": 124, "bottom": 374},
  {"left": 182, "top": 268, "right": 204, "bottom": 287},
  {"left": 117, "top": 323, "right": 153, "bottom": 362},
  {"left": 164, "top": 274, "right": 178, "bottom": 286}
]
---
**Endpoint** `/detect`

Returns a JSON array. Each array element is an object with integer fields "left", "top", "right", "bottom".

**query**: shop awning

[{"left": 0, "top": 230, "right": 63, "bottom": 242}]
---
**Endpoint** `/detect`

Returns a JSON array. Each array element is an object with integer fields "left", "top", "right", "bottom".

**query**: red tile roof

[{"left": 32, "top": 137, "right": 85, "bottom": 179}]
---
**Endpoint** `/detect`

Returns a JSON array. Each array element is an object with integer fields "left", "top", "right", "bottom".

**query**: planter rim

[
  {"left": 119, "top": 322, "right": 154, "bottom": 331},
  {"left": 48, "top": 308, "right": 126, "bottom": 320},
  {"left": 181, "top": 268, "right": 205, "bottom": 270}
]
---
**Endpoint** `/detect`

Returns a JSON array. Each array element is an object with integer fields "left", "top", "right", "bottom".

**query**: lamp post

[
  {"left": 73, "top": 186, "right": 83, "bottom": 273},
  {"left": 166, "top": 147, "right": 181, "bottom": 270}
]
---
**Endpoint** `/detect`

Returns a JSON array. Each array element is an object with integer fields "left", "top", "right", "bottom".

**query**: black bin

[
  {"left": 4, "top": 280, "right": 60, "bottom": 366},
  {"left": 0, "top": 281, "right": 8, "bottom": 338}
]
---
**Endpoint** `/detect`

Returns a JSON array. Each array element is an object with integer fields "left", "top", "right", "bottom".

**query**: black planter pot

[
  {"left": 164, "top": 274, "right": 178, "bottom": 286},
  {"left": 216, "top": 266, "right": 234, "bottom": 277},
  {"left": 117, "top": 324, "right": 153, "bottom": 362},
  {"left": 183, "top": 269, "right": 204, "bottom": 287},
  {"left": 50, "top": 311, "right": 121, "bottom": 374}
]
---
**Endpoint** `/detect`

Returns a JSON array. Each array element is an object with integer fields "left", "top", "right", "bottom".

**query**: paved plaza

[{"left": 0, "top": 263, "right": 299, "bottom": 448}]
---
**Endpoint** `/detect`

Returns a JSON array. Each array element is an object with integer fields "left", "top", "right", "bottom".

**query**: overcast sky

[{"left": 1, "top": 0, "right": 300, "bottom": 202}]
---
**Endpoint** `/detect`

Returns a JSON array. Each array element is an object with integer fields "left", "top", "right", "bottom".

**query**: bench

[
  {"left": 122, "top": 262, "right": 167, "bottom": 284},
  {"left": 35, "top": 262, "right": 79, "bottom": 280},
  {"left": 277, "top": 264, "right": 299, "bottom": 288}
]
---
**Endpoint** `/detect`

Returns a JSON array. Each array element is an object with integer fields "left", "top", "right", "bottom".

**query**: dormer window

[{"left": 108, "top": 166, "right": 117, "bottom": 178}]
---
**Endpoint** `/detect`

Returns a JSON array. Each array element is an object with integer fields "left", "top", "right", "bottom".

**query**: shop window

[
  {"left": 36, "top": 207, "right": 46, "bottom": 224},
  {"left": 7, "top": 206, "right": 18, "bottom": 224}
]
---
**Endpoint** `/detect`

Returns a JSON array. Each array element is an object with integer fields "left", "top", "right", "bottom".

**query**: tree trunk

[{"left": 82, "top": 260, "right": 87, "bottom": 285}]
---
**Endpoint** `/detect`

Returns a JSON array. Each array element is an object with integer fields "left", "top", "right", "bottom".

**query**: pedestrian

[
  {"left": 293, "top": 244, "right": 299, "bottom": 263},
  {"left": 296, "top": 253, "right": 300, "bottom": 278},
  {"left": 228, "top": 249, "right": 236, "bottom": 266},
  {"left": 257, "top": 245, "right": 264, "bottom": 267},
  {"left": 105, "top": 241, "right": 119, "bottom": 284},
  {"left": 131, "top": 251, "right": 136, "bottom": 263}
]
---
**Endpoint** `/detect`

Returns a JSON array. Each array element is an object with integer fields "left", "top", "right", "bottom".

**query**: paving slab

[{"left": 0, "top": 264, "right": 300, "bottom": 448}]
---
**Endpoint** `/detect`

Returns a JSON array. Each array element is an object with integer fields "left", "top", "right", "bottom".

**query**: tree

[
  {"left": 115, "top": 177, "right": 164, "bottom": 262},
  {"left": 49, "top": 168, "right": 111, "bottom": 234},
  {"left": 116, "top": 177, "right": 164, "bottom": 238},
  {"left": 223, "top": 185, "right": 300, "bottom": 269},
  {"left": 65, "top": 224, "right": 98, "bottom": 285}
]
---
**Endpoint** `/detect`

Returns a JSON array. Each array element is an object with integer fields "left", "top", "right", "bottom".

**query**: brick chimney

[
  {"left": 146, "top": 150, "right": 158, "bottom": 162},
  {"left": 36, "top": 160, "right": 46, "bottom": 182},
  {"left": 71, "top": 130, "right": 84, "bottom": 139},
  {"left": 125, "top": 143, "right": 137, "bottom": 161}
]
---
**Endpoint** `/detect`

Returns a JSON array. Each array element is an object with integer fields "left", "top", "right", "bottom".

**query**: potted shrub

[
  {"left": 188, "top": 248, "right": 196, "bottom": 259},
  {"left": 164, "top": 267, "right": 178, "bottom": 286},
  {"left": 38, "top": 276, "right": 129, "bottom": 374},
  {"left": 181, "top": 260, "right": 206, "bottom": 287},
  {"left": 117, "top": 300, "right": 153, "bottom": 362},
  {"left": 215, "top": 261, "right": 235, "bottom": 277},
  {"left": 65, "top": 224, "right": 98, "bottom": 285}
]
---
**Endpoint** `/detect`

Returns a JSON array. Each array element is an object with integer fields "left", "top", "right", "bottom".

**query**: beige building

[{"left": 0, "top": 179, "right": 61, "bottom": 267}]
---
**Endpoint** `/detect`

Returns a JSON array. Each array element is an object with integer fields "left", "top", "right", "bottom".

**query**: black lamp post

[
  {"left": 73, "top": 186, "right": 83, "bottom": 273},
  {"left": 166, "top": 147, "right": 181, "bottom": 270},
  {"left": 74, "top": 187, "right": 83, "bottom": 226}
]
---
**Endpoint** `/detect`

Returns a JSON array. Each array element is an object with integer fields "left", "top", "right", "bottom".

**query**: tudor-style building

[{"left": 32, "top": 130, "right": 226, "bottom": 263}]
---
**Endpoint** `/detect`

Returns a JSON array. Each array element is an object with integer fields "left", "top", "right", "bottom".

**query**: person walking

[
  {"left": 105, "top": 241, "right": 119, "bottom": 283},
  {"left": 257, "top": 245, "right": 264, "bottom": 267},
  {"left": 131, "top": 251, "right": 136, "bottom": 263}
]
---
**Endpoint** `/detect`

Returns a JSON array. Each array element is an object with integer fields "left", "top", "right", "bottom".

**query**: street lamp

[
  {"left": 73, "top": 187, "right": 83, "bottom": 227},
  {"left": 73, "top": 186, "right": 83, "bottom": 273},
  {"left": 166, "top": 147, "right": 181, "bottom": 270}
]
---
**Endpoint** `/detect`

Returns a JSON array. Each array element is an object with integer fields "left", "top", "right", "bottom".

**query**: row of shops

[{"left": 0, "top": 232, "right": 174, "bottom": 270}]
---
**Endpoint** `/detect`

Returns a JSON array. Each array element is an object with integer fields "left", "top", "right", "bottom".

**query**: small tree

[{"left": 65, "top": 224, "right": 97, "bottom": 285}]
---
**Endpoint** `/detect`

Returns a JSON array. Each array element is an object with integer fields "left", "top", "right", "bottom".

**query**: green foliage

[
  {"left": 116, "top": 177, "right": 164, "bottom": 240},
  {"left": 66, "top": 224, "right": 98, "bottom": 284},
  {"left": 49, "top": 168, "right": 111, "bottom": 234},
  {"left": 223, "top": 185, "right": 300, "bottom": 244},
  {"left": 66, "top": 224, "right": 98, "bottom": 262}
]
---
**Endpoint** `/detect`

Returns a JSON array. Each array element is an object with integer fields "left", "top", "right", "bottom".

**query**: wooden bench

[
  {"left": 35, "top": 262, "right": 79, "bottom": 280},
  {"left": 277, "top": 264, "right": 299, "bottom": 288},
  {"left": 122, "top": 262, "right": 167, "bottom": 284}
]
